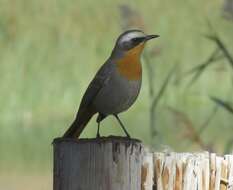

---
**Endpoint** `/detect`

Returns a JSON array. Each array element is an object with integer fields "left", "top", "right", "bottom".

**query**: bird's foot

[
  {"left": 96, "top": 133, "right": 101, "bottom": 138},
  {"left": 125, "top": 134, "right": 131, "bottom": 139}
]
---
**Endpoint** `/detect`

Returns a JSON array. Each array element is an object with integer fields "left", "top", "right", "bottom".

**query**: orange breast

[{"left": 116, "top": 43, "right": 144, "bottom": 80}]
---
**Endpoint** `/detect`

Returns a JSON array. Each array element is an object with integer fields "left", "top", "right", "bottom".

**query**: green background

[{"left": 0, "top": 0, "right": 233, "bottom": 189}]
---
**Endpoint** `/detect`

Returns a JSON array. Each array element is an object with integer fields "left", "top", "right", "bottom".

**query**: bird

[{"left": 63, "top": 29, "right": 159, "bottom": 138}]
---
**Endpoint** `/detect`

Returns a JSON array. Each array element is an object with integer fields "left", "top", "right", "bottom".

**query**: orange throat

[{"left": 116, "top": 43, "right": 144, "bottom": 80}]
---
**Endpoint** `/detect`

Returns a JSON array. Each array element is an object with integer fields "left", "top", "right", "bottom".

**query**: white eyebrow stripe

[{"left": 119, "top": 31, "right": 145, "bottom": 43}]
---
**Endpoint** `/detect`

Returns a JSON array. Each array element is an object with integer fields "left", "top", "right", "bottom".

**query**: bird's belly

[{"left": 93, "top": 73, "right": 141, "bottom": 115}]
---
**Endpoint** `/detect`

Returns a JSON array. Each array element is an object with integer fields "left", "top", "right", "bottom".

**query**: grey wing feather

[{"left": 79, "top": 61, "right": 113, "bottom": 109}]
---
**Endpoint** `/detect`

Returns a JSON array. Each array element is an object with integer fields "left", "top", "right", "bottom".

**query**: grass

[{"left": 0, "top": 0, "right": 233, "bottom": 179}]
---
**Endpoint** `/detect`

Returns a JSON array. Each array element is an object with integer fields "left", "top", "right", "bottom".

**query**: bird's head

[
  {"left": 114, "top": 29, "right": 159, "bottom": 54},
  {"left": 113, "top": 30, "right": 159, "bottom": 80}
]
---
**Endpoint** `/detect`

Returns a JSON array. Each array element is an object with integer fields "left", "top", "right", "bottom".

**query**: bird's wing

[{"left": 79, "top": 61, "right": 113, "bottom": 109}]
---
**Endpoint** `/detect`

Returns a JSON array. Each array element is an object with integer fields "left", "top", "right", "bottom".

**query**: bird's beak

[{"left": 145, "top": 34, "right": 160, "bottom": 41}]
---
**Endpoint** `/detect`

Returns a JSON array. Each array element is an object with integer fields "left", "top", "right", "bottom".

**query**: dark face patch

[
  {"left": 131, "top": 37, "right": 146, "bottom": 45},
  {"left": 120, "top": 37, "right": 146, "bottom": 51}
]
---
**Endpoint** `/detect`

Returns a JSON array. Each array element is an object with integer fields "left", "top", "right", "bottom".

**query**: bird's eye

[{"left": 131, "top": 37, "right": 145, "bottom": 44}]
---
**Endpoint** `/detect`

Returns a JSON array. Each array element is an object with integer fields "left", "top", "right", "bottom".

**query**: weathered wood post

[
  {"left": 53, "top": 137, "right": 233, "bottom": 190},
  {"left": 53, "top": 137, "right": 144, "bottom": 190}
]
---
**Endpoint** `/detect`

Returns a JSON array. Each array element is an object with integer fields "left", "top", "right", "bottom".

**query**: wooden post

[
  {"left": 53, "top": 137, "right": 144, "bottom": 190},
  {"left": 53, "top": 137, "right": 233, "bottom": 190}
]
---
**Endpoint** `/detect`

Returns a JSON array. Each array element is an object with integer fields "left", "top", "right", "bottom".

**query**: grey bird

[{"left": 63, "top": 29, "right": 159, "bottom": 138}]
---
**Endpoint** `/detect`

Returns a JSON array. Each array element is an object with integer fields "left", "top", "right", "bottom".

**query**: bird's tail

[{"left": 63, "top": 108, "right": 96, "bottom": 138}]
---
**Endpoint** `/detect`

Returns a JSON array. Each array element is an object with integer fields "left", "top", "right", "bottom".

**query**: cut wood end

[
  {"left": 141, "top": 163, "right": 149, "bottom": 190},
  {"left": 53, "top": 136, "right": 142, "bottom": 145}
]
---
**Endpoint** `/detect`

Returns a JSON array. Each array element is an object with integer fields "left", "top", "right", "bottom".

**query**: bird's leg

[
  {"left": 96, "top": 122, "right": 101, "bottom": 138},
  {"left": 114, "top": 114, "right": 131, "bottom": 138},
  {"left": 96, "top": 113, "right": 106, "bottom": 138}
]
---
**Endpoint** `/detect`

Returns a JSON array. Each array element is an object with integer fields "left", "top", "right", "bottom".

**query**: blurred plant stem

[
  {"left": 167, "top": 106, "right": 214, "bottom": 152},
  {"left": 206, "top": 27, "right": 233, "bottom": 69},
  {"left": 143, "top": 53, "right": 157, "bottom": 138},
  {"left": 144, "top": 53, "right": 176, "bottom": 145},
  {"left": 210, "top": 96, "right": 233, "bottom": 115},
  {"left": 186, "top": 47, "right": 224, "bottom": 88},
  {"left": 197, "top": 106, "right": 218, "bottom": 135}
]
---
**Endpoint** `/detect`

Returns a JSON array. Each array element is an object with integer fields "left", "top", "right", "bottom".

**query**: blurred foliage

[{"left": 0, "top": 1, "right": 233, "bottom": 189}]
